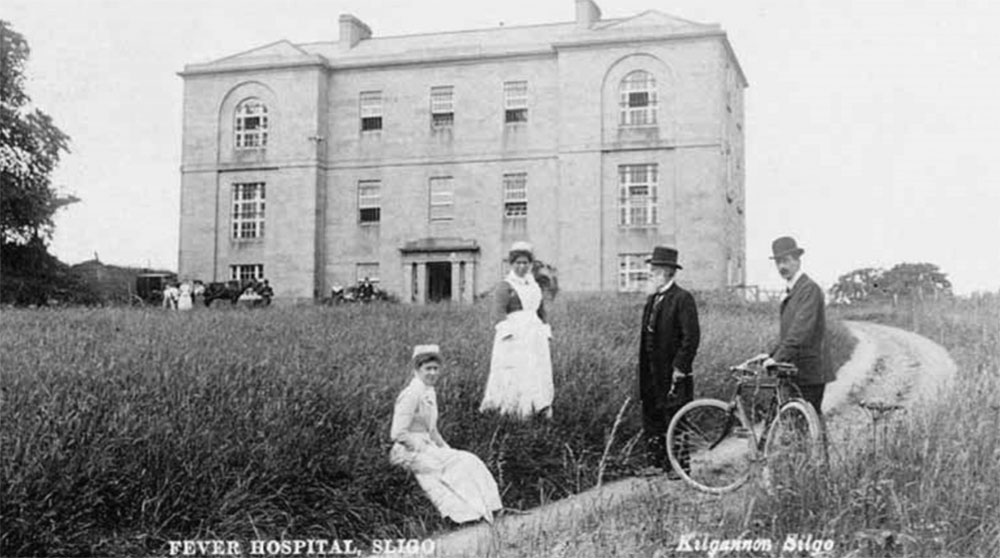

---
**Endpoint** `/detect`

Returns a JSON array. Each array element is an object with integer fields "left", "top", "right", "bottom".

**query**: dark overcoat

[
  {"left": 638, "top": 283, "right": 700, "bottom": 409},
  {"left": 771, "top": 273, "right": 836, "bottom": 385}
]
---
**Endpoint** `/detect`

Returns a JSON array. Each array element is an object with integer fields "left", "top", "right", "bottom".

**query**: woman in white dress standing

[
  {"left": 177, "top": 281, "right": 194, "bottom": 311},
  {"left": 389, "top": 345, "right": 503, "bottom": 524},
  {"left": 480, "top": 241, "right": 554, "bottom": 419}
]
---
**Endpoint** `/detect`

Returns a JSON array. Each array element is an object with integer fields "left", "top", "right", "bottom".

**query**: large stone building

[{"left": 178, "top": 0, "right": 747, "bottom": 303}]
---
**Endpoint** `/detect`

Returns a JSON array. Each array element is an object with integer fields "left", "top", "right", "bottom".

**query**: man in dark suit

[
  {"left": 638, "top": 246, "right": 701, "bottom": 478},
  {"left": 763, "top": 236, "right": 836, "bottom": 416}
]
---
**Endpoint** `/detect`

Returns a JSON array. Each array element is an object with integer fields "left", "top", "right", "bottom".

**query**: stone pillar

[
  {"left": 402, "top": 262, "right": 413, "bottom": 303},
  {"left": 459, "top": 262, "right": 467, "bottom": 304},
  {"left": 464, "top": 261, "right": 476, "bottom": 303},
  {"left": 415, "top": 262, "right": 427, "bottom": 304},
  {"left": 450, "top": 261, "right": 460, "bottom": 303}
]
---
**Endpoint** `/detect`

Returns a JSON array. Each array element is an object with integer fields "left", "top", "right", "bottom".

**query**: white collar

[
  {"left": 409, "top": 374, "right": 433, "bottom": 392},
  {"left": 506, "top": 270, "right": 535, "bottom": 286},
  {"left": 787, "top": 270, "right": 804, "bottom": 291},
  {"left": 656, "top": 279, "right": 675, "bottom": 295}
]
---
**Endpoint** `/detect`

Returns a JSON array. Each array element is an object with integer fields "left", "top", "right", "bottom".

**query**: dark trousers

[
  {"left": 797, "top": 383, "right": 825, "bottom": 416},
  {"left": 641, "top": 374, "right": 693, "bottom": 471},
  {"left": 796, "top": 383, "right": 829, "bottom": 461}
]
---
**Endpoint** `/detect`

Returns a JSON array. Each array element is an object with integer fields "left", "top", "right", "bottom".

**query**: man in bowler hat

[
  {"left": 762, "top": 236, "right": 836, "bottom": 416},
  {"left": 638, "top": 246, "right": 700, "bottom": 477}
]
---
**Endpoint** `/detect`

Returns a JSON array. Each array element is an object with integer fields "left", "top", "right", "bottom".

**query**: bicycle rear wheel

[
  {"left": 764, "top": 399, "right": 822, "bottom": 478},
  {"left": 666, "top": 399, "right": 756, "bottom": 494}
]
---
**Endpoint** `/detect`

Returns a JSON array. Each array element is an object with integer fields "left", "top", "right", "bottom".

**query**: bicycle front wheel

[
  {"left": 666, "top": 399, "right": 756, "bottom": 494},
  {"left": 764, "top": 399, "right": 822, "bottom": 476}
]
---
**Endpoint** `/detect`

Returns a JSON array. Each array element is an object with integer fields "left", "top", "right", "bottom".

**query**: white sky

[{"left": 6, "top": 0, "right": 1000, "bottom": 294}]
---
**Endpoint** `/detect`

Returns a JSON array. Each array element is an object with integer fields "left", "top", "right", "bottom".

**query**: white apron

[{"left": 480, "top": 272, "right": 554, "bottom": 418}]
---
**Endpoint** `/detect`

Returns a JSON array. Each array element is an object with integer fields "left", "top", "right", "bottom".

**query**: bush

[{"left": 0, "top": 240, "right": 101, "bottom": 306}]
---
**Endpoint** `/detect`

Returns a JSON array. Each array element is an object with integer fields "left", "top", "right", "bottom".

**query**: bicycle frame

[
  {"left": 665, "top": 360, "right": 822, "bottom": 494},
  {"left": 713, "top": 366, "right": 804, "bottom": 455}
]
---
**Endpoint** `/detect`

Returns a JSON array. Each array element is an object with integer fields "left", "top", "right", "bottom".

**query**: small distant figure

[
  {"left": 191, "top": 281, "right": 205, "bottom": 305},
  {"left": 258, "top": 279, "right": 274, "bottom": 306},
  {"left": 177, "top": 281, "right": 194, "bottom": 311},
  {"left": 330, "top": 284, "right": 345, "bottom": 304},
  {"left": 162, "top": 283, "right": 180, "bottom": 310},
  {"left": 358, "top": 277, "right": 375, "bottom": 303}
]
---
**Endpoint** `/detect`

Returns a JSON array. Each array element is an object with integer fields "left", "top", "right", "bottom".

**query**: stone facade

[{"left": 178, "top": 0, "right": 747, "bottom": 302}]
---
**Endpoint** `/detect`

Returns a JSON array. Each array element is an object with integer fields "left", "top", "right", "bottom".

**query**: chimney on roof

[
  {"left": 575, "top": 0, "right": 602, "bottom": 29},
  {"left": 339, "top": 14, "right": 372, "bottom": 50}
]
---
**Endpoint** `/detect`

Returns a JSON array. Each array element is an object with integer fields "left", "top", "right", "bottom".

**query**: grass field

[
  {"left": 816, "top": 296, "right": 1000, "bottom": 558},
  {"left": 0, "top": 294, "right": 855, "bottom": 557},
  {"left": 515, "top": 294, "right": 999, "bottom": 558}
]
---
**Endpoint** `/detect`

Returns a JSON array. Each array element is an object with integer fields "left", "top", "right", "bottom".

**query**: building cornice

[
  {"left": 178, "top": 30, "right": 744, "bottom": 78},
  {"left": 178, "top": 56, "right": 328, "bottom": 77},
  {"left": 327, "top": 49, "right": 555, "bottom": 71},
  {"left": 551, "top": 29, "right": 726, "bottom": 50}
]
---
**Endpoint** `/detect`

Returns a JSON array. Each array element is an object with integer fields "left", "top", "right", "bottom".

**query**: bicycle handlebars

[{"left": 729, "top": 359, "right": 798, "bottom": 380}]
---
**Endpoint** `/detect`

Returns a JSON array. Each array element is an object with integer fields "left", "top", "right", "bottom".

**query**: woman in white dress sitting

[
  {"left": 479, "top": 241, "right": 554, "bottom": 419},
  {"left": 389, "top": 344, "right": 503, "bottom": 524}
]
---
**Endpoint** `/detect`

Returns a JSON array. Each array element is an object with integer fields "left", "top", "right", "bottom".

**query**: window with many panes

[
  {"left": 430, "top": 86, "right": 454, "bottom": 128},
  {"left": 619, "top": 71, "right": 657, "bottom": 126},
  {"left": 618, "top": 164, "right": 658, "bottom": 227},
  {"left": 618, "top": 254, "right": 650, "bottom": 292},
  {"left": 429, "top": 177, "right": 454, "bottom": 221},
  {"left": 358, "top": 180, "right": 380, "bottom": 224},
  {"left": 502, "top": 173, "right": 527, "bottom": 219},
  {"left": 360, "top": 91, "right": 383, "bottom": 131},
  {"left": 231, "top": 182, "right": 265, "bottom": 240},
  {"left": 235, "top": 99, "right": 268, "bottom": 149},
  {"left": 356, "top": 263, "right": 380, "bottom": 285},
  {"left": 504, "top": 81, "right": 528, "bottom": 123},
  {"left": 230, "top": 264, "right": 264, "bottom": 281}
]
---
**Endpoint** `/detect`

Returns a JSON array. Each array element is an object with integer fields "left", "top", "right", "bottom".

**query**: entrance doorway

[{"left": 426, "top": 262, "right": 452, "bottom": 302}]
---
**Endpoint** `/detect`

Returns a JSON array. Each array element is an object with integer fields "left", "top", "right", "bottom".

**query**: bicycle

[{"left": 665, "top": 356, "right": 823, "bottom": 494}]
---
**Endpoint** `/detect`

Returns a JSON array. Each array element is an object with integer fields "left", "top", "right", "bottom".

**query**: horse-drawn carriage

[
  {"left": 134, "top": 273, "right": 177, "bottom": 306},
  {"left": 327, "top": 284, "right": 395, "bottom": 304},
  {"left": 202, "top": 279, "right": 273, "bottom": 307}
]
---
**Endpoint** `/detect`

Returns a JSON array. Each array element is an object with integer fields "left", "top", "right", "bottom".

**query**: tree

[
  {"left": 1, "top": 20, "right": 72, "bottom": 245},
  {"left": 830, "top": 267, "right": 886, "bottom": 305},
  {"left": 830, "top": 263, "right": 952, "bottom": 305},
  {"left": 881, "top": 262, "right": 952, "bottom": 302}
]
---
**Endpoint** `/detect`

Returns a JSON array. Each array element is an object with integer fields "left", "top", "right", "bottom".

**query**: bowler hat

[
  {"left": 770, "top": 236, "right": 805, "bottom": 260},
  {"left": 646, "top": 246, "right": 683, "bottom": 269}
]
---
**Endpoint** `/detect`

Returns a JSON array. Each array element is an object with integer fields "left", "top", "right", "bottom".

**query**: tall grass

[
  {"left": 726, "top": 296, "right": 1000, "bottom": 558},
  {"left": 0, "top": 294, "right": 852, "bottom": 557}
]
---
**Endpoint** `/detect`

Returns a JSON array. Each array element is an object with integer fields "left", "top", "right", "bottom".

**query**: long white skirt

[
  {"left": 390, "top": 439, "right": 502, "bottom": 523},
  {"left": 480, "top": 311, "right": 554, "bottom": 418}
]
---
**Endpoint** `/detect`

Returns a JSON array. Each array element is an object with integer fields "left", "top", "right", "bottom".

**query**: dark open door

[{"left": 426, "top": 262, "right": 452, "bottom": 302}]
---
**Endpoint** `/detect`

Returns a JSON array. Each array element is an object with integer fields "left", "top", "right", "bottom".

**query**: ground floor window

[
  {"left": 618, "top": 254, "right": 650, "bottom": 292},
  {"left": 230, "top": 264, "right": 264, "bottom": 281}
]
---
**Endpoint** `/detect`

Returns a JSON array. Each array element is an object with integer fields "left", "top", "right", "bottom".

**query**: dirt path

[{"left": 417, "top": 322, "right": 957, "bottom": 558}]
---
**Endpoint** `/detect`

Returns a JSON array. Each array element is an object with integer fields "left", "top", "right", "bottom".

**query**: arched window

[
  {"left": 235, "top": 98, "right": 269, "bottom": 148},
  {"left": 619, "top": 71, "right": 657, "bottom": 126}
]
